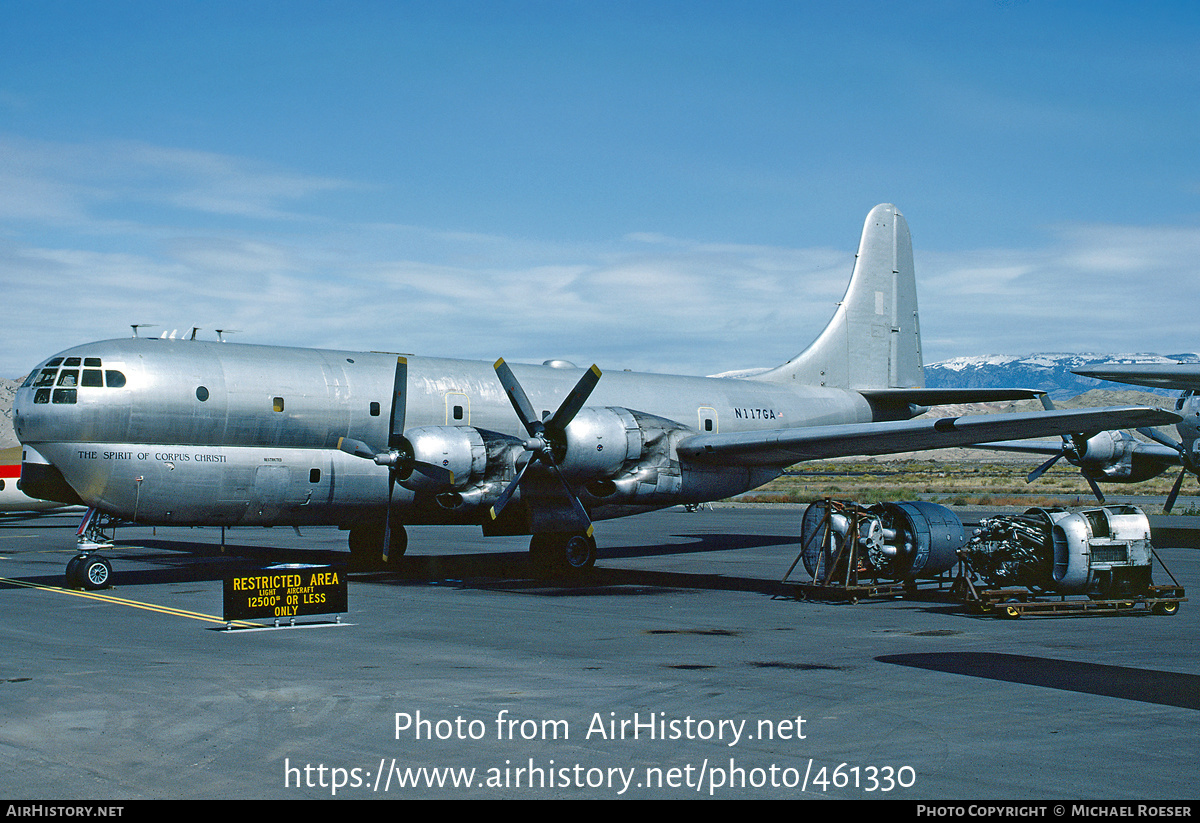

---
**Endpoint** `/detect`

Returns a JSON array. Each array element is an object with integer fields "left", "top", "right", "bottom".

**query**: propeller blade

[
  {"left": 1026, "top": 452, "right": 1063, "bottom": 483},
  {"left": 410, "top": 461, "right": 455, "bottom": 487},
  {"left": 546, "top": 364, "right": 602, "bottom": 434},
  {"left": 1164, "top": 468, "right": 1187, "bottom": 513},
  {"left": 494, "top": 359, "right": 543, "bottom": 437},
  {"left": 382, "top": 468, "right": 397, "bottom": 563},
  {"left": 489, "top": 455, "right": 534, "bottom": 521},
  {"left": 337, "top": 437, "right": 378, "bottom": 460},
  {"left": 388, "top": 357, "right": 408, "bottom": 450},
  {"left": 544, "top": 454, "right": 593, "bottom": 532},
  {"left": 1137, "top": 426, "right": 1182, "bottom": 452},
  {"left": 1037, "top": 395, "right": 1076, "bottom": 448},
  {"left": 1084, "top": 474, "right": 1106, "bottom": 503}
]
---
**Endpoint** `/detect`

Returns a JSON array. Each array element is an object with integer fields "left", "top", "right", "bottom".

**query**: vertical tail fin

[{"left": 755, "top": 203, "right": 923, "bottom": 390}]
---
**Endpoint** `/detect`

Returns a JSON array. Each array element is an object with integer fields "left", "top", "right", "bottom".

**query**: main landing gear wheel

[
  {"left": 529, "top": 532, "right": 597, "bottom": 577},
  {"left": 66, "top": 554, "right": 113, "bottom": 590},
  {"left": 348, "top": 522, "right": 407, "bottom": 569}
]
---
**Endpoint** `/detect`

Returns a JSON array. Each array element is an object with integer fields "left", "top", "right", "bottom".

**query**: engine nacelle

[
  {"left": 399, "top": 426, "right": 502, "bottom": 493},
  {"left": 557, "top": 407, "right": 644, "bottom": 478},
  {"left": 1070, "top": 430, "right": 1172, "bottom": 484}
]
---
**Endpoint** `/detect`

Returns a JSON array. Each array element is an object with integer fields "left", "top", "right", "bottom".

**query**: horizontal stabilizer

[
  {"left": 676, "top": 406, "right": 1181, "bottom": 467},
  {"left": 1074, "top": 364, "right": 1200, "bottom": 391}
]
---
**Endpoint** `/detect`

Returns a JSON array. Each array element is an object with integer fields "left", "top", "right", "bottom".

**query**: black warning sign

[{"left": 223, "top": 565, "right": 348, "bottom": 621}]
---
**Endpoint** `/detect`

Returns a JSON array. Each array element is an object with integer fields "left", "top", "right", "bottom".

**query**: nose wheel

[{"left": 66, "top": 553, "right": 113, "bottom": 590}]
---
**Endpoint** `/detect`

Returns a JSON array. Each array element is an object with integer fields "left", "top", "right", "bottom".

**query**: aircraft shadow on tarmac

[
  {"left": 877, "top": 652, "right": 1200, "bottom": 711},
  {"left": 0, "top": 534, "right": 798, "bottom": 598}
]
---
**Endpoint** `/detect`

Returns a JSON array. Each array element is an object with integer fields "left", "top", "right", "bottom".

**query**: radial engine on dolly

[
  {"left": 799, "top": 499, "right": 964, "bottom": 584},
  {"left": 959, "top": 505, "right": 1155, "bottom": 598}
]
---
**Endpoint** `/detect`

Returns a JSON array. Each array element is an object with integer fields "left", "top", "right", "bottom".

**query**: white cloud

[{"left": 4, "top": 135, "right": 1198, "bottom": 380}]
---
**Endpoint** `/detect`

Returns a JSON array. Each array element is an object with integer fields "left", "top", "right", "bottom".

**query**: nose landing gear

[{"left": 66, "top": 507, "right": 118, "bottom": 590}]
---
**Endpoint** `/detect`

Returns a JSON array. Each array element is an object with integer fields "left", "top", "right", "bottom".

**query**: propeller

[
  {"left": 1137, "top": 426, "right": 1192, "bottom": 513},
  {"left": 337, "top": 357, "right": 454, "bottom": 561},
  {"left": 488, "top": 359, "right": 602, "bottom": 533},
  {"left": 1024, "top": 394, "right": 1106, "bottom": 502}
]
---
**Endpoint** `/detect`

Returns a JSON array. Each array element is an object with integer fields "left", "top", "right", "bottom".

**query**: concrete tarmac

[{"left": 0, "top": 505, "right": 1197, "bottom": 800}]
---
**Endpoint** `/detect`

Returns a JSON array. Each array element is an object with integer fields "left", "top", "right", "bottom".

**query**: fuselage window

[
  {"left": 62, "top": 357, "right": 81, "bottom": 367},
  {"left": 370, "top": 402, "right": 381, "bottom": 416},
  {"left": 57, "top": 370, "right": 78, "bottom": 387},
  {"left": 46, "top": 358, "right": 63, "bottom": 368},
  {"left": 52, "top": 389, "right": 77, "bottom": 404},
  {"left": 82, "top": 370, "right": 103, "bottom": 388},
  {"left": 34, "top": 389, "right": 50, "bottom": 404},
  {"left": 34, "top": 370, "right": 56, "bottom": 387},
  {"left": 196, "top": 386, "right": 209, "bottom": 402},
  {"left": 84, "top": 357, "right": 101, "bottom": 367},
  {"left": 273, "top": 397, "right": 285, "bottom": 413},
  {"left": 105, "top": 370, "right": 126, "bottom": 388},
  {"left": 453, "top": 405, "right": 464, "bottom": 421},
  {"left": 309, "top": 468, "right": 321, "bottom": 483}
]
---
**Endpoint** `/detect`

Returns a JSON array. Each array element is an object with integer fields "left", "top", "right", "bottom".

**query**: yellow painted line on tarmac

[{"left": 0, "top": 576, "right": 261, "bottom": 628}]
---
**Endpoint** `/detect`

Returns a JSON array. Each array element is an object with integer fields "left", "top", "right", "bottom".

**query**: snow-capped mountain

[{"left": 924, "top": 353, "right": 1200, "bottom": 399}]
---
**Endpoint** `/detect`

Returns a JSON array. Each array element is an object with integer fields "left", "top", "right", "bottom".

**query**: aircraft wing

[
  {"left": 675, "top": 406, "right": 1181, "bottom": 467},
  {"left": 1074, "top": 364, "right": 1200, "bottom": 391}
]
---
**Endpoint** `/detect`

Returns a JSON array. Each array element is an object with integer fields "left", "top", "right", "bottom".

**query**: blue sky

[{"left": 2, "top": 1, "right": 1198, "bottom": 378}]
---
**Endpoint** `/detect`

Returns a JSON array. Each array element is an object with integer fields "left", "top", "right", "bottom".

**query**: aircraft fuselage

[{"left": 14, "top": 337, "right": 874, "bottom": 529}]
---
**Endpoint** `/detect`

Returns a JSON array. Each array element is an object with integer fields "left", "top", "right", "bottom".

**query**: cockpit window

[{"left": 23, "top": 356, "right": 124, "bottom": 395}]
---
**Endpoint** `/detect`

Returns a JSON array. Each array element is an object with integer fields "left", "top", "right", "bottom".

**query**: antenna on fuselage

[
  {"left": 131, "top": 324, "right": 157, "bottom": 338},
  {"left": 189, "top": 327, "right": 201, "bottom": 340},
  {"left": 214, "top": 329, "right": 241, "bottom": 342}
]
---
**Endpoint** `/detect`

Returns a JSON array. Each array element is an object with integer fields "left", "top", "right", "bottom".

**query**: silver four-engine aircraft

[{"left": 13, "top": 204, "right": 1179, "bottom": 585}]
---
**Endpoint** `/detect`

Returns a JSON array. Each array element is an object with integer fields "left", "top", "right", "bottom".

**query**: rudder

[{"left": 755, "top": 203, "right": 923, "bottom": 390}]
